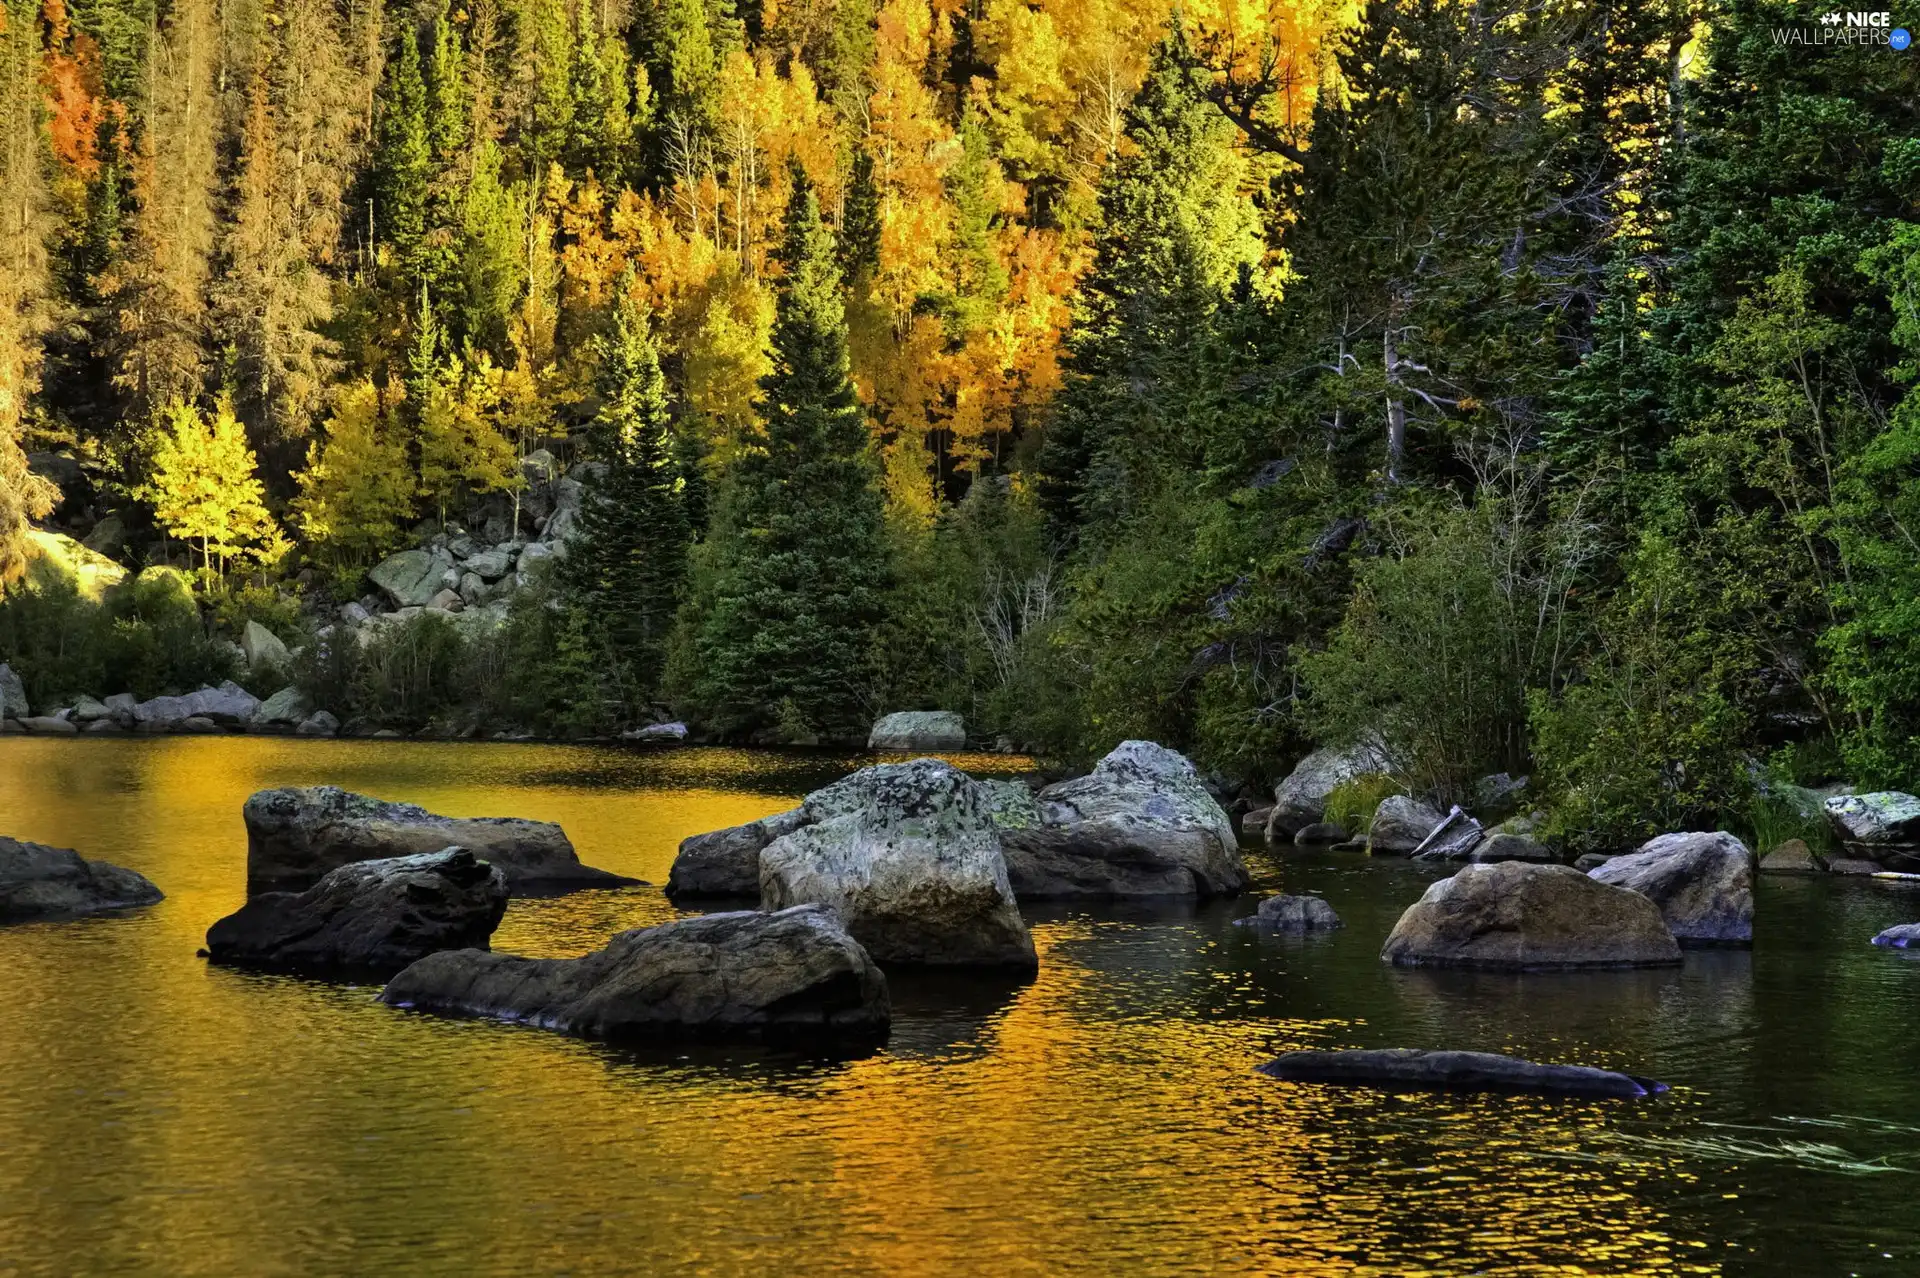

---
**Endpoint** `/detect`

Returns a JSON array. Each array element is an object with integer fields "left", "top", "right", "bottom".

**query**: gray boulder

[
  {"left": 20, "top": 716, "right": 78, "bottom": 734},
  {"left": 515, "top": 540, "right": 556, "bottom": 585},
  {"left": 1367, "top": 795, "right": 1446, "bottom": 855},
  {"left": 1268, "top": 741, "right": 1389, "bottom": 836},
  {"left": 868, "top": 710, "right": 967, "bottom": 752},
  {"left": 254, "top": 686, "right": 312, "bottom": 726},
  {"left": 1467, "top": 832, "right": 1557, "bottom": 863},
  {"left": 2, "top": 836, "right": 163, "bottom": 921},
  {"left": 666, "top": 808, "right": 808, "bottom": 897},
  {"left": 457, "top": 572, "right": 491, "bottom": 605},
  {"left": 1258, "top": 1048, "right": 1664, "bottom": 1099},
  {"left": 1381, "top": 861, "right": 1681, "bottom": 970},
  {"left": 240, "top": 620, "right": 291, "bottom": 673},
  {"left": 1589, "top": 831, "right": 1753, "bottom": 946},
  {"left": 1293, "top": 821, "right": 1349, "bottom": 844},
  {"left": 1759, "top": 839, "right": 1823, "bottom": 874},
  {"left": 1234, "top": 894, "right": 1342, "bottom": 931},
  {"left": 381, "top": 904, "right": 890, "bottom": 1045},
  {"left": 369, "top": 548, "right": 456, "bottom": 609},
  {"left": 1871, "top": 923, "right": 1920, "bottom": 949},
  {"left": 295, "top": 710, "right": 340, "bottom": 737},
  {"left": 1824, "top": 792, "right": 1920, "bottom": 868},
  {"left": 761, "top": 758, "right": 1037, "bottom": 970},
  {"left": 464, "top": 547, "right": 512, "bottom": 580},
  {"left": 70, "top": 696, "right": 111, "bottom": 723},
  {"left": 1001, "top": 740, "right": 1247, "bottom": 898},
  {"left": 622, "top": 721, "right": 688, "bottom": 743},
  {"left": 243, "top": 786, "right": 633, "bottom": 894},
  {"left": 0, "top": 663, "right": 26, "bottom": 720},
  {"left": 338, "top": 600, "right": 371, "bottom": 625},
  {"left": 542, "top": 477, "right": 585, "bottom": 544},
  {"left": 102, "top": 692, "right": 136, "bottom": 726},
  {"left": 134, "top": 681, "right": 261, "bottom": 727},
  {"left": 205, "top": 848, "right": 507, "bottom": 977}
]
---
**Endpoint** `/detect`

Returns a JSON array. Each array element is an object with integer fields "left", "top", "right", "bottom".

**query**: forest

[{"left": 1, "top": 0, "right": 1918, "bottom": 851}]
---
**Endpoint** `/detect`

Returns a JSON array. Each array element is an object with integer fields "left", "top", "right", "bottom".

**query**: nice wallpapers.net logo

[{"left": 1773, "top": 10, "right": 1913, "bottom": 46}]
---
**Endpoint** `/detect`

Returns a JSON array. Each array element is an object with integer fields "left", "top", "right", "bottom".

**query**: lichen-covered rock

[
  {"left": 1589, "top": 831, "right": 1754, "bottom": 946},
  {"left": 1, "top": 836, "right": 163, "bottom": 921},
  {"left": 761, "top": 758, "right": 1036, "bottom": 970},
  {"left": 463, "top": 547, "right": 512, "bottom": 580},
  {"left": 133, "top": 681, "right": 261, "bottom": 727},
  {"left": 243, "top": 786, "right": 632, "bottom": 894},
  {"left": 665, "top": 808, "right": 807, "bottom": 898},
  {"left": 369, "top": 548, "right": 457, "bottom": 609},
  {"left": 1000, "top": 741, "right": 1247, "bottom": 899},
  {"left": 70, "top": 696, "right": 111, "bottom": 722},
  {"left": 380, "top": 904, "right": 890, "bottom": 1045},
  {"left": 1366, "top": 795, "right": 1446, "bottom": 856},
  {"left": 205, "top": 848, "right": 507, "bottom": 977},
  {"left": 867, "top": 711, "right": 966, "bottom": 752},
  {"left": 1268, "top": 741, "right": 1389, "bottom": 835},
  {"left": 1234, "top": 894, "right": 1342, "bottom": 931},
  {"left": 254, "top": 686, "right": 312, "bottom": 726},
  {"left": 1381, "top": 861, "right": 1681, "bottom": 970},
  {"left": 240, "top": 620, "right": 290, "bottom": 673},
  {"left": 1824, "top": 792, "right": 1920, "bottom": 867}
]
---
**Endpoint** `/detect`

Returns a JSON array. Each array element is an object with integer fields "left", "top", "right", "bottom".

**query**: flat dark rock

[
  {"left": 1258, "top": 1048, "right": 1665, "bottom": 1099},
  {"left": 0, "top": 835, "right": 163, "bottom": 922},
  {"left": 380, "top": 904, "right": 890, "bottom": 1046},
  {"left": 206, "top": 847, "right": 508, "bottom": 979},
  {"left": 244, "top": 786, "right": 633, "bottom": 894}
]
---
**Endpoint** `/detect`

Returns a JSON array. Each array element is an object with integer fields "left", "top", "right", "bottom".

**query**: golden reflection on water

[{"left": 2, "top": 737, "right": 1906, "bottom": 1275}]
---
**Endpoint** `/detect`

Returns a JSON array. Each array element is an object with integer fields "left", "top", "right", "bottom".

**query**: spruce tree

[
  {"left": 374, "top": 23, "right": 431, "bottom": 290},
  {"left": 564, "top": 272, "right": 691, "bottom": 701},
  {"left": 690, "top": 165, "right": 888, "bottom": 735},
  {"left": 838, "top": 146, "right": 880, "bottom": 283}
]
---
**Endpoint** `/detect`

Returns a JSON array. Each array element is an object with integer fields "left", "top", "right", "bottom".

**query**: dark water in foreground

[{"left": 2, "top": 739, "right": 1919, "bottom": 1276}]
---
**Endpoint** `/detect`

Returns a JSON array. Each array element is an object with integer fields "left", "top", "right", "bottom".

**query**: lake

[{"left": 2, "top": 736, "right": 1918, "bottom": 1275}]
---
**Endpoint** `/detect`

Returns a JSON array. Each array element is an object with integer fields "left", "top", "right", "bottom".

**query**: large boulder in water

[
  {"left": 1, "top": 835, "right": 163, "bottom": 921},
  {"left": 243, "top": 786, "right": 633, "bottom": 894},
  {"left": 381, "top": 904, "right": 890, "bottom": 1045},
  {"left": 1381, "top": 861, "right": 1681, "bottom": 970},
  {"left": 1824, "top": 792, "right": 1920, "bottom": 868},
  {"left": 1000, "top": 740, "right": 1247, "bottom": 898},
  {"left": 760, "top": 758, "right": 1037, "bottom": 970},
  {"left": 1258, "top": 1049, "right": 1665, "bottom": 1099},
  {"left": 665, "top": 808, "right": 807, "bottom": 898},
  {"left": 1268, "top": 740, "right": 1388, "bottom": 836},
  {"left": 1366, "top": 795, "right": 1446, "bottom": 855},
  {"left": 1589, "top": 831, "right": 1754, "bottom": 946},
  {"left": 205, "top": 848, "right": 507, "bottom": 977},
  {"left": 868, "top": 710, "right": 966, "bottom": 752}
]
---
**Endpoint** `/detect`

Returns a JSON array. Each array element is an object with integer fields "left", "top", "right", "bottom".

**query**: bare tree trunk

[{"left": 1383, "top": 325, "right": 1408, "bottom": 483}]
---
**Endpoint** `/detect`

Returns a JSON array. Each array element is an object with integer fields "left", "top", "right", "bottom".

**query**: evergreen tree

[
  {"left": 688, "top": 165, "right": 888, "bottom": 735},
  {"left": 564, "top": 272, "right": 690, "bottom": 700},
  {"left": 837, "top": 145, "right": 879, "bottom": 283},
  {"left": 374, "top": 22, "right": 432, "bottom": 289}
]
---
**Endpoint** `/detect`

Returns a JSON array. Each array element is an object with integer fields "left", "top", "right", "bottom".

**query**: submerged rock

[
  {"left": 1367, "top": 795, "right": 1446, "bottom": 856},
  {"left": 1268, "top": 741, "right": 1389, "bottom": 837},
  {"left": 1871, "top": 923, "right": 1920, "bottom": 948},
  {"left": 205, "top": 848, "right": 507, "bottom": 977},
  {"left": 1001, "top": 740, "right": 1247, "bottom": 898},
  {"left": 868, "top": 710, "right": 966, "bottom": 752},
  {"left": 1381, "top": 861, "right": 1681, "bottom": 970},
  {"left": 1825, "top": 792, "right": 1920, "bottom": 868},
  {"left": 761, "top": 758, "right": 1036, "bottom": 970},
  {"left": 1258, "top": 1048, "right": 1665, "bottom": 1099},
  {"left": 1, "top": 835, "right": 163, "bottom": 921},
  {"left": 243, "top": 786, "right": 633, "bottom": 894},
  {"left": 1589, "top": 831, "right": 1754, "bottom": 946},
  {"left": 1294, "top": 821, "right": 1349, "bottom": 845},
  {"left": 666, "top": 808, "right": 808, "bottom": 898},
  {"left": 380, "top": 904, "right": 890, "bottom": 1045},
  {"left": 1234, "top": 894, "right": 1342, "bottom": 931}
]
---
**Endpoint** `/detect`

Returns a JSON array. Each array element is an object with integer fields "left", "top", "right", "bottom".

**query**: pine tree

[
  {"left": 837, "top": 145, "right": 879, "bottom": 283},
  {"left": 689, "top": 165, "right": 888, "bottom": 735},
  {"left": 563, "top": 271, "right": 690, "bottom": 700},
  {"left": 374, "top": 21, "right": 431, "bottom": 289}
]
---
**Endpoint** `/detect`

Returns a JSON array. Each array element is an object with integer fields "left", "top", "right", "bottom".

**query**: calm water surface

[{"left": 2, "top": 737, "right": 1919, "bottom": 1276}]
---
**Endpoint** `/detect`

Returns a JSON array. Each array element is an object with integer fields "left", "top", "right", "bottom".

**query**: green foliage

[
  {"left": 1322, "top": 774, "right": 1400, "bottom": 836},
  {"left": 347, "top": 610, "right": 468, "bottom": 730},
  {"left": 685, "top": 166, "right": 888, "bottom": 736},
  {"left": 0, "top": 565, "right": 236, "bottom": 705}
]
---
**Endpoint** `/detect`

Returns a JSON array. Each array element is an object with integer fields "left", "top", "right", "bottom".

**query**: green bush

[
  {"left": 350, "top": 611, "right": 469, "bottom": 729},
  {"left": 1322, "top": 773, "right": 1401, "bottom": 834},
  {"left": 0, "top": 565, "right": 235, "bottom": 707}
]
